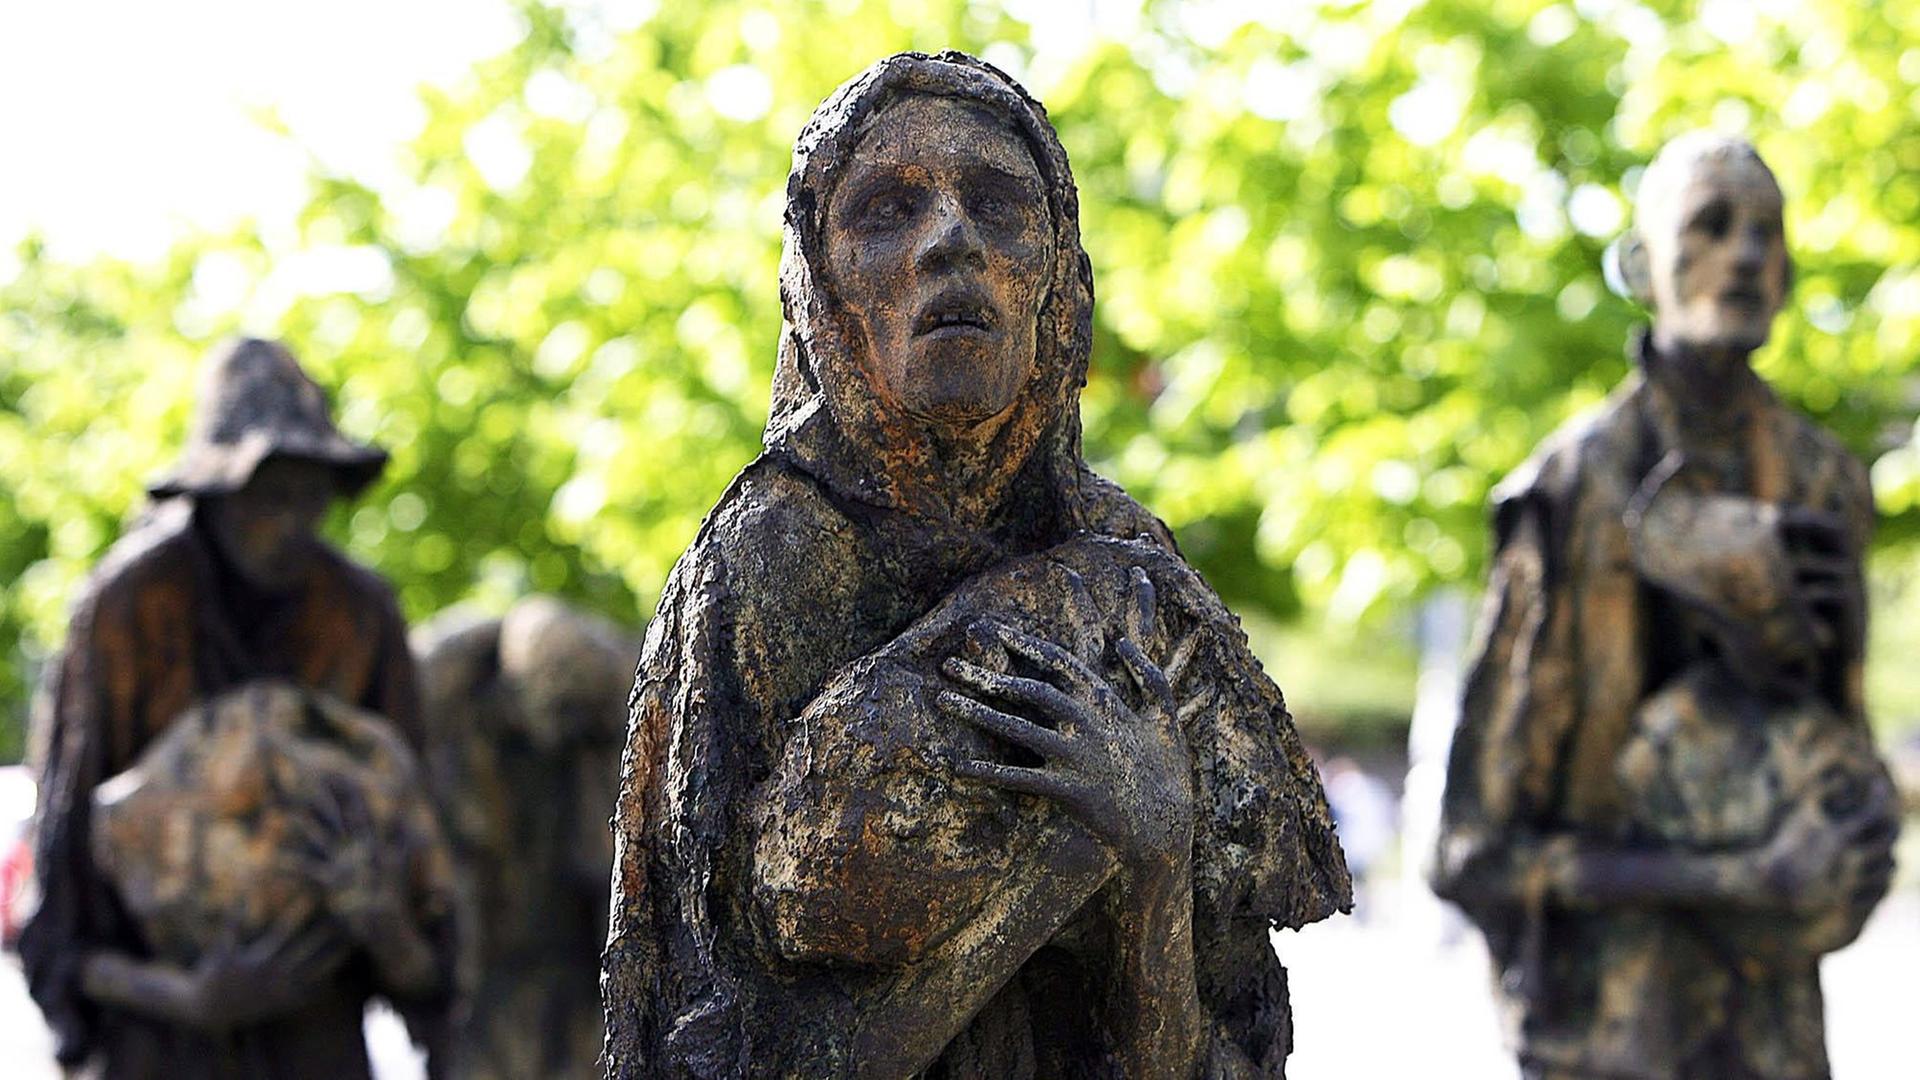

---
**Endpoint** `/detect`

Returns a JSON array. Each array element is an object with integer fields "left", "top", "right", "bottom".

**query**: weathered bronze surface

[
  {"left": 415, "top": 596, "right": 632, "bottom": 1080},
  {"left": 1435, "top": 135, "right": 1899, "bottom": 1080},
  {"left": 601, "top": 52, "right": 1349, "bottom": 1079},
  {"left": 21, "top": 339, "right": 455, "bottom": 1079}
]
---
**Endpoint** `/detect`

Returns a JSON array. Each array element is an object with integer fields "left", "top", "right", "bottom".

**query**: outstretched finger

[
  {"left": 205, "top": 924, "right": 242, "bottom": 965},
  {"left": 1115, "top": 637, "right": 1175, "bottom": 715},
  {"left": 1791, "top": 556, "right": 1854, "bottom": 585},
  {"left": 307, "top": 779, "right": 352, "bottom": 839},
  {"left": 278, "top": 923, "right": 352, "bottom": 981},
  {"left": 1780, "top": 508, "right": 1852, "bottom": 554},
  {"left": 954, "top": 758, "right": 1082, "bottom": 804},
  {"left": 938, "top": 690, "right": 1074, "bottom": 760},
  {"left": 281, "top": 850, "right": 344, "bottom": 893},
  {"left": 1061, "top": 568, "right": 1106, "bottom": 658},
  {"left": 1795, "top": 583, "right": 1850, "bottom": 608},
  {"left": 333, "top": 783, "right": 376, "bottom": 840},
  {"left": 984, "top": 622, "right": 1102, "bottom": 697},
  {"left": 244, "top": 908, "right": 310, "bottom": 961},
  {"left": 1162, "top": 631, "right": 1201, "bottom": 692},
  {"left": 282, "top": 811, "right": 338, "bottom": 862},
  {"left": 1124, "top": 566, "right": 1159, "bottom": 646},
  {"left": 943, "top": 658, "right": 1084, "bottom": 727},
  {"left": 956, "top": 621, "right": 1010, "bottom": 671},
  {"left": 1837, "top": 804, "right": 1898, "bottom": 848}
]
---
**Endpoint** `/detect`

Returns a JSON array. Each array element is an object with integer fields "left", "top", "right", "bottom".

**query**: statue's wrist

[
  {"left": 1120, "top": 820, "right": 1194, "bottom": 890},
  {"left": 376, "top": 933, "right": 442, "bottom": 998},
  {"left": 78, "top": 950, "right": 139, "bottom": 1007},
  {"left": 79, "top": 949, "right": 124, "bottom": 991},
  {"left": 83, "top": 952, "right": 229, "bottom": 1028},
  {"left": 342, "top": 895, "right": 411, "bottom": 936},
  {"left": 1531, "top": 835, "right": 1583, "bottom": 903},
  {"left": 1126, "top": 852, "right": 1192, "bottom": 900}
]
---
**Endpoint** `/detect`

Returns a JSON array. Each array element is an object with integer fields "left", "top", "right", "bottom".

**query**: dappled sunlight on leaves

[{"left": 4, "top": 0, "right": 1920, "bottom": 749}]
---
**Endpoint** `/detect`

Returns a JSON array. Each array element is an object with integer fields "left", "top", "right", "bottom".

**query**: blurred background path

[
  {"left": 5, "top": 878, "right": 1911, "bottom": 1078},
  {"left": 1275, "top": 873, "right": 1917, "bottom": 1079}
]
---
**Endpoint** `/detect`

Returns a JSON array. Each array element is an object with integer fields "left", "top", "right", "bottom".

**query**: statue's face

[
  {"left": 825, "top": 95, "right": 1054, "bottom": 425},
  {"left": 1642, "top": 153, "right": 1788, "bottom": 352},
  {"left": 204, "top": 456, "right": 334, "bottom": 594}
]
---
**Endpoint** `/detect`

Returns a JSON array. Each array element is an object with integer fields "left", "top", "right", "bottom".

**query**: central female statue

[{"left": 602, "top": 52, "right": 1349, "bottom": 1079}]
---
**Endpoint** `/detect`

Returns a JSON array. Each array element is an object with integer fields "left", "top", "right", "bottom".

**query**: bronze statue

[
  {"left": 414, "top": 596, "right": 632, "bottom": 1079},
  {"left": 602, "top": 52, "right": 1349, "bottom": 1079},
  {"left": 21, "top": 338, "right": 456, "bottom": 1079},
  {"left": 1434, "top": 134, "right": 1900, "bottom": 1079}
]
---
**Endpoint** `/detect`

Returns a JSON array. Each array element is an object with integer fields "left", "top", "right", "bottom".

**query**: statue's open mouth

[
  {"left": 1720, "top": 285, "right": 1766, "bottom": 309},
  {"left": 915, "top": 291, "right": 997, "bottom": 338}
]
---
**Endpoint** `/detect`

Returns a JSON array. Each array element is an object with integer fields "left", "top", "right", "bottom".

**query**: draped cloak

[
  {"left": 601, "top": 52, "right": 1349, "bottom": 1079},
  {"left": 1434, "top": 339, "right": 1877, "bottom": 1080}
]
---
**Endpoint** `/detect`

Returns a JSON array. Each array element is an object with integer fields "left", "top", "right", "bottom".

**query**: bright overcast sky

[
  {"left": 0, "top": 0, "right": 525, "bottom": 262},
  {"left": 0, "top": 0, "right": 1248, "bottom": 265}
]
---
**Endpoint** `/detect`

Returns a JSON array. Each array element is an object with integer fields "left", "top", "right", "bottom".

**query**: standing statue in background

[
  {"left": 21, "top": 338, "right": 457, "bottom": 1079},
  {"left": 601, "top": 52, "right": 1348, "bottom": 1079},
  {"left": 414, "top": 596, "right": 632, "bottom": 1080},
  {"left": 1434, "top": 134, "right": 1900, "bottom": 1079}
]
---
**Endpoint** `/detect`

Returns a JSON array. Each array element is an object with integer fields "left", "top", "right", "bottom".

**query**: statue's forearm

[
  {"left": 80, "top": 953, "right": 210, "bottom": 1029},
  {"left": 751, "top": 770, "right": 1110, "bottom": 955},
  {"left": 1438, "top": 832, "right": 1771, "bottom": 913},
  {"left": 1555, "top": 845, "right": 1771, "bottom": 910},
  {"left": 361, "top": 911, "right": 442, "bottom": 1000},
  {"left": 1106, "top": 865, "right": 1206, "bottom": 1078},
  {"left": 841, "top": 824, "right": 1115, "bottom": 1078}
]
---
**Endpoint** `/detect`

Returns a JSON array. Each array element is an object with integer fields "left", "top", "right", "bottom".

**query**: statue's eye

[
  {"left": 1689, "top": 199, "right": 1732, "bottom": 240},
  {"left": 858, "top": 189, "right": 917, "bottom": 231},
  {"left": 967, "top": 176, "right": 1033, "bottom": 227}
]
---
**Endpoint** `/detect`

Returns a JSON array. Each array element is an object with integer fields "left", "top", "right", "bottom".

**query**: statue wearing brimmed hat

[
  {"left": 146, "top": 337, "right": 388, "bottom": 502},
  {"left": 20, "top": 338, "right": 455, "bottom": 1079}
]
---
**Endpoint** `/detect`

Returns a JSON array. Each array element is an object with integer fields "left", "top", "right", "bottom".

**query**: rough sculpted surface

[
  {"left": 415, "top": 597, "right": 632, "bottom": 1080},
  {"left": 21, "top": 339, "right": 452, "bottom": 1079},
  {"left": 1435, "top": 135, "right": 1898, "bottom": 1080},
  {"left": 92, "top": 682, "right": 456, "bottom": 970},
  {"left": 602, "top": 52, "right": 1348, "bottom": 1079}
]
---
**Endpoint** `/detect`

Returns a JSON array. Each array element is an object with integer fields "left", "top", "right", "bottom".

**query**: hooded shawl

[{"left": 603, "top": 52, "right": 1347, "bottom": 1079}]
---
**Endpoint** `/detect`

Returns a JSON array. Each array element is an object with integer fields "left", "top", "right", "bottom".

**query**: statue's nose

[
  {"left": 917, "top": 196, "right": 987, "bottom": 273},
  {"left": 1732, "top": 222, "right": 1771, "bottom": 273}
]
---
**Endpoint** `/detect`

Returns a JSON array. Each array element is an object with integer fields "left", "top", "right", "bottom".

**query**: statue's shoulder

[
  {"left": 1770, "top": 394, "right": 1869, "bottom": 483},
  {"left": 1491, "top": 379, "right": 1648, "bottom": 517},
  {"left": 309, "top": 537, "right": 406, "bottom": 625},
  {"left": 1763, "top": 394, "right": 1874, "bottom": 539},
  {"left": 76, "top": 500, "right": 201, "bottom": 617},
  {"left": 1075, "top": 466, "right": 1178, "bottom": 551},
  {"left": 656, "top": 456, "right": 868, "bottom": 615},
  {"left": 729, "top": 455, "right": 863, "bottom": 556}
]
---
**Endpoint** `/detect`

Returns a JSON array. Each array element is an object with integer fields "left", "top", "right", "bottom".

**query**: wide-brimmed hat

[{"left": 147, "top": 338, "right": 387, "bottom": 500}]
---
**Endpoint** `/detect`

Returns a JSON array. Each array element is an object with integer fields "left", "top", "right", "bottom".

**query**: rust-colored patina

[
  {"left": 602, "top": 53, "right": 1349, "bottom": 1079},
  {"left": 1435, "top": 135, "right": 1898, "bottom": 1080},
  {"left": 21, "top": 339, "right": 454, "bottom": 1079}
]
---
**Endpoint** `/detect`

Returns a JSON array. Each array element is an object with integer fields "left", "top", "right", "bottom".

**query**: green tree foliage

[{"left": 4, "top": 0, "right": 1919, "bottom": 754}]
